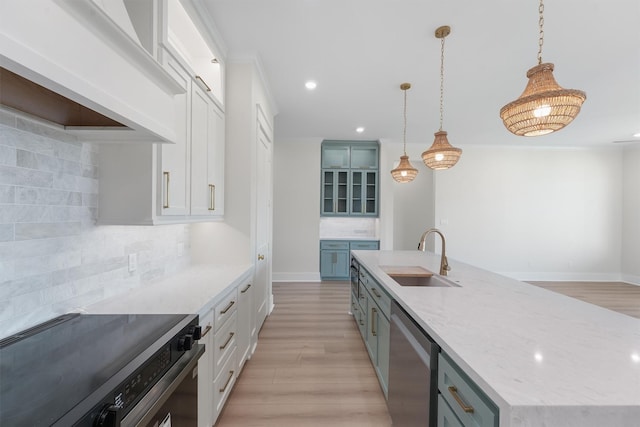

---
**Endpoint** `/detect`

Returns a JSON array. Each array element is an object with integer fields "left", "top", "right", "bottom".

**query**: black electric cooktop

[{"left": 0, "top": 313, "right": 191, "bottom": 426}]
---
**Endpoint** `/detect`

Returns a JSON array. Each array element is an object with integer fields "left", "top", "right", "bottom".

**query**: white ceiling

[{"left": 203, "top": 0, "right": 640, "bottom": 148}]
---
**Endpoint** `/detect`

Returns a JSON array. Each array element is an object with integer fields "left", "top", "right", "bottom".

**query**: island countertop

[{"left": 351, "top": 250, "right": 640, "bottom": 427}]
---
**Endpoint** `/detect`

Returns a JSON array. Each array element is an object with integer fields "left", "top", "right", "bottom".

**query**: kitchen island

[{"left": 352, "top": 250, "right": 640, "bottom": 427}]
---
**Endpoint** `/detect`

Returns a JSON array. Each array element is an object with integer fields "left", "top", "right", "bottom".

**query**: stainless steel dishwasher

[{"left": 387, "top": 300, "right": 439, "bottom": 427}]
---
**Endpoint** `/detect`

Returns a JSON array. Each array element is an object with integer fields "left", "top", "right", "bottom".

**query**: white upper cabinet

[{"left": 0, "top": 0, "right": 182, "bottom": 143}]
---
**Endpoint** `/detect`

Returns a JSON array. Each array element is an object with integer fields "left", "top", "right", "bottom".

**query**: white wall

[
  {"left": 622, "top": 145, "right": 640, "bottom": 282},
  {"left": 0, "top": 109, "right": 190, "bottom": 339},
  {"left": 434, "top": 146, "right": 625, "bottom": 281},
  {"left": 272, "top": 138, "right": 322, "bottom": 281}
]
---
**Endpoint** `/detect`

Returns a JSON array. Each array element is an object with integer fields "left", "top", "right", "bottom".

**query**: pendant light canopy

[
  {"left": 422, "top": 25, "right": 462, "bottom": 170},
  {"left": 500, "top": 0, "right": 586, "bottom": 136},
  {"left": 391, "top": 83, "right": 419, "bottom": 183}
]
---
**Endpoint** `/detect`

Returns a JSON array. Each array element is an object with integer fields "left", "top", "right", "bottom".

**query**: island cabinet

[
  {"left": 438, "top": 352, "right": 499, "bottom": 427},
  {"left": 351, "top": 264, "right": 391, "bottom": 398},
  {"left": 321, "top": 141, "right": 379, "bottom": 217},
  {"left": 320, "top": 240, "right": 379, "bottom": 280}
]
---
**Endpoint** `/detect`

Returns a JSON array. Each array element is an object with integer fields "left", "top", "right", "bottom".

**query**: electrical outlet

[{"left": 128, "top": 253, "right": 137, "bottom": 273}]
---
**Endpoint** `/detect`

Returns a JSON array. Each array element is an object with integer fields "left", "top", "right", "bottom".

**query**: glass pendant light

[
  {"left": 391, "top": 83, "right": 419, "bottom": 183},
  {"left": 422, "top": 25, "right": 462, "bottom": 170},
  {"left": 500, "top": 0, "right": 586, "bottom": 136}
]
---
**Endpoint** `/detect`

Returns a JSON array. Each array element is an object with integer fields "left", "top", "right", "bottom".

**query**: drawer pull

[
  {"left": 200, "top": 325, "right": 213, "bottom": 338},
  {"left": 219, "top": 370, "right": 234, "bottom": 393},
  {"left": 448, "top": 386, "right": 475, "bottom": 413},
  {"left": 241, "top": 283, "right": 252, "bottom": 293},
  {"left": 371, "top": 288, "right": 382, "bottom": 298},
  {"left": 219, "top": 332, "right": 235, "bottom": 350},
  {"left": 196, "top": 75, "right": 212, "bottom": 92},
  {"left": 371, "top": 307, "right": 377, "bottom": 336},
  {"left": 220, "top": 300, "right": 235, "bottom": 314}
]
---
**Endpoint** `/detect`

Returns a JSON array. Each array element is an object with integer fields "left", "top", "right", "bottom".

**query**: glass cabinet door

[
  {"left": 351, "top": 171, "right": 377, "bottom": 216},
  {"left": 322, "top": 170, "right": 349, "bottom": 215}
]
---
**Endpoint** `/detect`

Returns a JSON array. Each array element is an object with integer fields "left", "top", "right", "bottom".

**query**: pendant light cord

[
  {"left": 439, "top": 36, "right": 445, "bottom": 131},
  {"left": 537, "top": 0, "right": 544, "bottom": 65},
  {"left": 403, "top": 88, "right": 408, "bottom": 155}
]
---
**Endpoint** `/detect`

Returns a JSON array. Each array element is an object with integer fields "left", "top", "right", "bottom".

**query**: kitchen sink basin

[{"left": 380, "top": 266, "right": 460, "bottom": 287}]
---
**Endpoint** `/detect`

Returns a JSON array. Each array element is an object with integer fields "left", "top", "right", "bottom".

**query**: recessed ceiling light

[
  {"left": 356, "top": 127, "right": 365, "bottom": 133},
  {"left": 633, "top": 132, "right": 640, "bottom": 138},
  {"left": 305, "top": 81, "right": 317, "bottom": 90}
]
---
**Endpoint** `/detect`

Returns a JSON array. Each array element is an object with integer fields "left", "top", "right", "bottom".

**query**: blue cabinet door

[
  {"left": 320, "top": 249, "right": 349, "bottom": 279},
  {"left": 350, "top": 171, "right": 378, "bottom": 216},
  {"left": 321, "top": 170, "right": 349, "bottom": 215}
]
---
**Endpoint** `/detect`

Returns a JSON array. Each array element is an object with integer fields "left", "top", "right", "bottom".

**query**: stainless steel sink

[{"left": 388, "top": 274, "right": 460, "bottom": 287}]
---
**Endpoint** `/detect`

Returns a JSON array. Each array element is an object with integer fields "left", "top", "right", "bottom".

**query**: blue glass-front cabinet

[{"left": 321, "top": 141, "right": 379, "bottom": 217}]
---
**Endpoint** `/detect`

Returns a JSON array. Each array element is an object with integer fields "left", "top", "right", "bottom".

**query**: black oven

[
  {"left": 0, "top": 313, "right": 203, "bottom": 427},
  {"left": 350, "top": 256, "right": 360, "bottom": 298}
]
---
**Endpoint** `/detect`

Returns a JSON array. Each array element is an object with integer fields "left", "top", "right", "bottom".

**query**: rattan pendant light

[
  {"left": 500, "top": 0, "right": 586, "bottom": 136},
  {"left": 422, "top": 26, "right": 462, "bottom": 170},
  {"left": 391, "top": 83, "right": 419, "bottom": 183}
]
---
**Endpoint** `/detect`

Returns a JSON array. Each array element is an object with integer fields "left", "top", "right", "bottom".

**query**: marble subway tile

[
  {"left": 14, "top": 222, "right": 82, "bottom": 240},
  {"left": 0, "top": 144, "right": 17, "bottom": 166},
  {"left": 0, "top": 224, "right": 14, "bottom": 242},
  {"left": 16, "top": 116, "right": 77, "bottom": 144},
  {"left": 0, "top": 236, "right": 80, "bottom": 260},
  {"left": 0, "top": 165, "right": 54, "bottom": 188},
  {"left": 14, "top": 186, "right": 83, "bottom": 206},
  {"left": 12, "top": 250, "right": 82, "bottom": 280},
  {"left": 82, "top": 193, "right": 98, "bottom": 207},
  {"left": 0, "top": 185, "right": 15, "bottom": 203}
]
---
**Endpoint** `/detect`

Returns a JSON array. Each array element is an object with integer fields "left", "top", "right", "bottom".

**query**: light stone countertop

[
  {"left": 84, "top": 264, "right": 253, "bottom": 315},
  {"left": 352, "top": 250, "right": 640, "bottom": 427}
]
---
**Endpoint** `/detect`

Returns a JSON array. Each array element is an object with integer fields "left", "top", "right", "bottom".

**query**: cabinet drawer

[
  {"left": 320, "top": 240, "right": 350, "bottom": 250},
  {"left": 438, "top": 353, "right": 498, "bottom": 427},
  {"left": 214, "top": 311, "right": 237, "bottom": 376},
  {"left": 357, "top": 282, "right": 368, "bottom": 312},
  {"left": 438, "top": 394, "right": 464, "bottom": 427},
  {"left": 214, "top": 288, "right": 238, "bottom": 332},
  {"left": 350, "top": 240, "right": 379, "bottom": 250},
  {"left": 213, "top": 347, "right": 237, "bottom": 415}
]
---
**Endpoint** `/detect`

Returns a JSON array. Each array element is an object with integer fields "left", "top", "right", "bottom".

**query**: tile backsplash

[{"left": 0, "top": 109, "right": 190, "bottom": 339}]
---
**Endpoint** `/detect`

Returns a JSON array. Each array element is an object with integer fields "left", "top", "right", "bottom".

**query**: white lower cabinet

[
  {"left": 197, "top": 307, "right": 214, "bottom": 427},
  {"left": 198, "top": 275, "right": 257, "bottom": 426}
]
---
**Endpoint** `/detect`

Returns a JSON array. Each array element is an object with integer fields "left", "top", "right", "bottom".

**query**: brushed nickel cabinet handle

[
  {"left": 219, "top": 332, "right": 235, "bottom": 350},
  {"left": 241, "top": 284, "right": 252, "bottom": 293},
  {"left": 371, "top": 288, "right": 382, "bottom": 298},
  {"left": 200, "top": 325, "right": 213, "bottom": 338},
  {"left": 448, "top": 386, "right": 474, "bottom": 413},
  {"left": 208, "top": 184, "right": 215, "bottom": 211},
  {"left": 219, "top": 370, "right": 234, "bottom": 393},
  {"left": 196, "top": 75, "right": 212, "bottom": 92},
  {"left": 371, "top": 307, "right": 377, "bottom": 336},
  {"left": 220, "top": 300, "right": 235, "bottom": 314},
  {"left": 163, "top": 171, "right": 170, "bottom": 208}
]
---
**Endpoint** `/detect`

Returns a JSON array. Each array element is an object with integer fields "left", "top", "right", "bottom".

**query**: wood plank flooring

[
  {"left": 215, "top": 281, "right": 392, "bottom": 427},
  {"left": 527, "top": 281, "right": 640, "bottom": 319}
]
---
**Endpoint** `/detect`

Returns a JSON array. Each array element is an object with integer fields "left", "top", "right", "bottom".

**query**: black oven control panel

[{"left": 74, "top": 315, "right": 200, "bottom": 427}]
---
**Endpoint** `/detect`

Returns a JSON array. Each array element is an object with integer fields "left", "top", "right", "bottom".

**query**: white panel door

[{"left": 190, "top": 83, "right": 213, "bottom": 216}]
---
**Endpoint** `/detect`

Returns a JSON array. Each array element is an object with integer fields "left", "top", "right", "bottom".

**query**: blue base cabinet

[{"left": 320, "top": 240, "right": 379, "bottom": 280}]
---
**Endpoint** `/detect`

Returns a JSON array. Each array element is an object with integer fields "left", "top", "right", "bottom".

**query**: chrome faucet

[{"left": 418, "top": 228, "right": 451, "bottom": 276}]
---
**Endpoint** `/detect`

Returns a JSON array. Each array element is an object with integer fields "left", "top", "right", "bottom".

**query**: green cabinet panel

[
  {"left": 320, "top": 240, "right": 379, "bottom": 280},
  {"left": 321, "top": 141, "right": 379, "bottom": 217},
  {"left": 321, "top": 170, "right": 349, "bottom": 215},
  {"left": 438, "top": 395, "right": 465, "bottom": 427},
  {"left": 319, "top": 247, "right": 349, "bottom": 279},
  {"left": 438, "top": 352, "right": 499, "bottom": 427},
  {"left": 353, "top": 263, "right": 391, "bottom": 399}
]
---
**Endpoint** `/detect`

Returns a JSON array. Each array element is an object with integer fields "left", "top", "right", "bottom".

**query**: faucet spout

[{"left": 418, "top": 228, "right": 451, "bottom": 276}]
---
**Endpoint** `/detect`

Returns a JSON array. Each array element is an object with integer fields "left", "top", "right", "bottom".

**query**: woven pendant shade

[
  {"left": 391, "top": 83, "right": 419, "bottom": 183},
  {"left": 422, "top": 131, "right": 462, "bottom": 170},
  {"left": 391, "top": 155, "right": 419, "bottom": 182},
  {"left": 500, "top": 63, "right": 586, "bottom": 136}
]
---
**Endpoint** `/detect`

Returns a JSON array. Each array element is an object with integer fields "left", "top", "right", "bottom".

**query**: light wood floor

[
  {"left": 527, "top": 281, "right": 640, "bottom": 319},
  {"left": 215, "top": 281, "right": 392, "bottom": 427}
]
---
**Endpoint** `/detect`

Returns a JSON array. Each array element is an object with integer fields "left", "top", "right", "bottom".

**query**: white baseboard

[
  {"left": 272, "top": 272, "right": 322, "bottom": 282},
  {"left": 621, "top": 274, "right": 640, "bottom": 286}
]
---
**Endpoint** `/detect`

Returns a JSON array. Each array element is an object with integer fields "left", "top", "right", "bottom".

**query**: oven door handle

[{"left": 121, "top": 344, "right": 205, "bottom": 427}]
